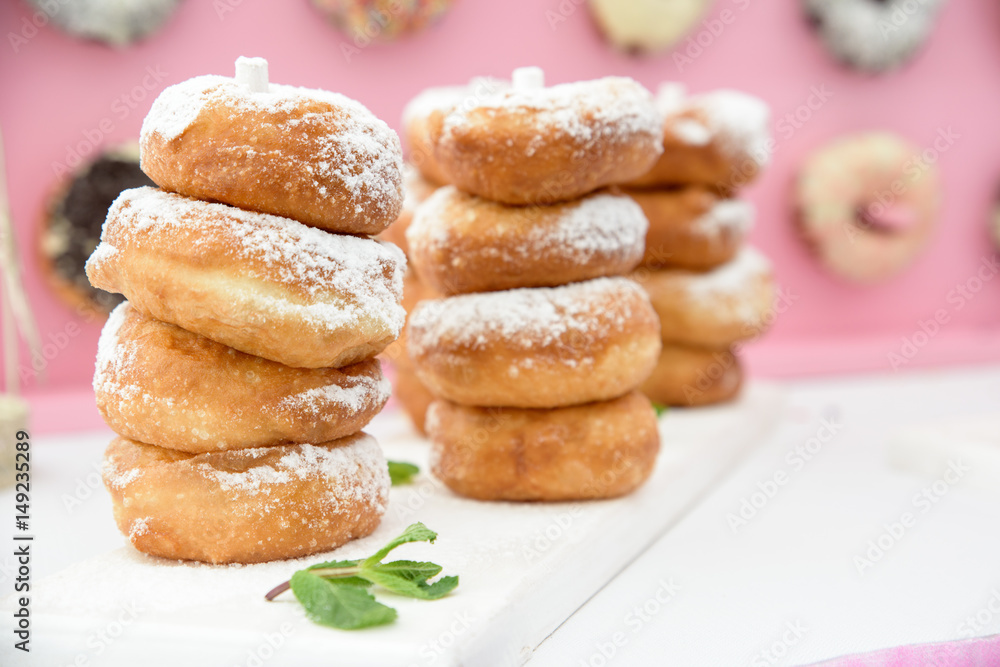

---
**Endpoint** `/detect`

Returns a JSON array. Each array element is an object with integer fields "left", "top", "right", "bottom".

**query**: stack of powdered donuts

[
  {"left": 84, "top": 57, "right": 407, "bottom": 565},
  {"left": 401, "top": 67, "right": 666, "bottom": 501},
  {"left": 625, "top": 84, "right": 777, "bottom": 407}
]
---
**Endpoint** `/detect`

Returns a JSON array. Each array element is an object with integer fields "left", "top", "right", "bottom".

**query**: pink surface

[
  {"left": 809, "top": 633, "right": 1000, "bottom": 667},
  {"left": 2, "top": 0, "right": 1000, "bottom": 415}
]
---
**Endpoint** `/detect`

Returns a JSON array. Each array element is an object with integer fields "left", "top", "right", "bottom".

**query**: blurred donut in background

[{"left": 24, "top": 0, "right": 184, "bottom": 47}]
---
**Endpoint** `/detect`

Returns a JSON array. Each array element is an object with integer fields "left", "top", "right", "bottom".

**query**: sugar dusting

[
  {"left": 682, "top": 247, "right": 772, "bottom": 297},
  {"left": 279, "top": 375, "right": 392, "bottom": 417},
  {"left": 692, "top": 199, "right": 754, "bottom": 237}
]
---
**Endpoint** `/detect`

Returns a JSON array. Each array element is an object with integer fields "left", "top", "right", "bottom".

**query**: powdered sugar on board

[{"left": 1, "top": 387, "right": 783, "bottom": 667}]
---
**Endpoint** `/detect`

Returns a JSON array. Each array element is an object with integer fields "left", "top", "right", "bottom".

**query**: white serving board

[{"left": 1, "top": 384, "right": 783, "bottom": 667}]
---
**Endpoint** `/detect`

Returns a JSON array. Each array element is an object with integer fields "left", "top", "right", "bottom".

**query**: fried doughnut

[
  {"left": 103, "top": 432, "right": 389, "bottom": 564},
  {"left": 634, "top": 247, "right": 774, "bottom": 348},
  {"left": 429, "top": 69, "right": 663, "bottom": 205},
  {"left": 406, "top": 186, "right": 647, "bottom": 295},
  {"left": 796, "top": 132, "right": 941, "bottom": 283},
  {"left": 26, "top": 0, "right": 182, "bottom": 47},
  {"left": 627, "top": 85, "right": 770, "bottom": 192},
  {"left": 86, "top": 187, "right": 405, "bottom": 369},
  {"left": 426, "top": 391, "right": 660, "bottom": 501},
  {"left": 95, "top": 303, "right": 391, "bottom": 453},
  {"left": 407, "top": 277, "right": 661, "bottom": 408},
  {"left": 379, "top": 165, "right": 440, "bottom": 257},
  {"left": 588, "top": 0, "right": 714, "bottom": 53},
  {"left": 392, "top": 363, "right": 435, "bottom": 436},
  {"left": 641, "top": 344, "right": 742, "bottom": 407},
  {"left": 626, "top": 187, "right": 753, "bottom": 270},
  {"left": 140, "top": 57, "right": 403, "bottom": 235}
]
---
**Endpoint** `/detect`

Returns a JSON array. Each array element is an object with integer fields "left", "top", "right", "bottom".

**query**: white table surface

[{"left": 3, "top": 364, "right": 1000, "bottom": 666}]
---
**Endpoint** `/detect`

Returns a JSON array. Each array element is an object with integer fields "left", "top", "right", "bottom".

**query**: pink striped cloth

[{"left": 807, "top": 635, "right": 1000, "bottom": 666}]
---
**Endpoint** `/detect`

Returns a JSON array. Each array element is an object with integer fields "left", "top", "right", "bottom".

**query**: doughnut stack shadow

[
  {"left": 83, "top": 58, "right": 407, "bottom": 565},
  {"left": 402, "top": 67, "right": 666, "bottom": 501},
  {"left": 624, "top": 84, "right": 777, "bottom": 408}
]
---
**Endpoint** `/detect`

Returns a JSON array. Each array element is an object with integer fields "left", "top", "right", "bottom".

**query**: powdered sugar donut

[
  {"left": 95, "top": 303, "right": 391, "bottom": 453},
  {"left": 406, "top": 186, "right": 648, "bottom": 295},
  {"left": 796, "top": 132, "right": 940, "bottom": 283},
  {"left": 427, "top": 391, "right": 660, "bottom": 501},
  {"left": 408, "top": 277, "right": 661, "bottom": 408},
  {"left": 641, "top": 344, "right": 742, "bottom": 407},
  {"left": 803, "top": 0, "right": 945, "bottom": 72},
  {"left": 141, "top": 57, "right": 403, "bottom": 235},
  {"left": 429, "top": 69, "right": 663, "bottom": 205},
  {"left": 587, "top": 0, "right": 714, "bottom": 53},
  {"left": 25, "top": 0, "right": 182, "bottom": 47},
  {"left": 103, "top": 432, "right": 389, "bottom": 564},
  {"left": 626, "top": 187, "right": 752, "bottom": 270},
  {"left": 86, "top": 187, "right": 406, "bottom": 369},
  {"left": 627, "top": 85, "right": 770, "bottom": 192},
  {"left": 633, "top": 247, "right": 775, "bottom": 347},
  {"left": 379, "top": 165, "right": 440, "bottom": 257}
]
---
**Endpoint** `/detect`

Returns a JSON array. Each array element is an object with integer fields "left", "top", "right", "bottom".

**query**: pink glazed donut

[{"left": 796, "top": 132, "right": 941, "bottom": 284}]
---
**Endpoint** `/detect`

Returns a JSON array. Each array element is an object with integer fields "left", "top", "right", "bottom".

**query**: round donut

[
  {"left": 38, "top": 144, "right": 153, "bottom": 317},
  {"left": 641, "top": 344, "right": 742, "bottom": 407},
  {"left": 26, "top": 0, "right": 182, "bottom": 47},
  {"left": 140, "top": 59, "right": 403, "bottom": 235},
  {"left": 627, "top": 85, "right": 770, "bottom": 193},
  {"left": 803, "top": 0, "right": 944, "bottom": 72},
  {"left": 587, "top": 0, "right": 713, "bottom": 53},
  {"left": 85, "top": 187, "right": 406, "bottom": 369},
  {"left": 633, "top": 247, "right": 775, "bottom": 348},
  {"left": 310, "top": 0, "right": 456, "bottom": 42},
  {"left": 626, "top": 187, "right": 753, "bottom": 270},
  {"left": 95, "top": 303, "right": 391, "bottom": 453},
  {"left": 379, "top": 165, "right": 441, "bottom": 257},
  {"left": 103, "top": 432, "right": 389, "bottom": 564},
  {"left": 406, "top": 186, "right": 648, "bottom": 295},
  {"left": 407, "top": 277, "right": 661, "bottom": 409},
  {"left": 429, "top": 70, "right": 663, "bottom": 205},
  {"left": 427, "top": 390, "right": 660, "bottom": 501},
  {"left": 796, "top": 132, "right": 941, "bottom": 284}
]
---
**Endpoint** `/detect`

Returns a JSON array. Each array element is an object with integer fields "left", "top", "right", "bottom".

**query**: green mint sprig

[
  {"left": 387, "top": 460, "right": 420, "bottom": 485},
  {"left": 652, "top": 402, "right": 670, "bottom": 417},
  {"left": 265, "top": 523, "right": 458, "bottom": 630}
]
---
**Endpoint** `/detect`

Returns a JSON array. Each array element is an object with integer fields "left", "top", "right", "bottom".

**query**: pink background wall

[{"left": 2, "top": 0, "right": 1000, "bottom": 411}]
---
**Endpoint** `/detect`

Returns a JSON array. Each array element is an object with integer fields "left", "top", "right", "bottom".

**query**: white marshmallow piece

[
  {"left": 512, "top": 66, "right": 545, "bottom": 91},
  {"left": 235, "top": 56, "right": 269, "bottom": 94}
]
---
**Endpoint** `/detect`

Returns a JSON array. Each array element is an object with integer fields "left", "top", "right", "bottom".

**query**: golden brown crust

[
  {"left": 103, "top": 433, "right": 389, "bottom": 564},
  {"left": 641, "top": 344, "right": 742, "bottom": 407},
  {"left": 140, "top": 76, "right": 403, "bottom": 235},
  {"left": 429, "top": 78, "right": 663, "bottom": 205},
  {"left": 625, "top": 187, "right": 750, "bottom": 270},
  {"left": 427, "top": 391, "right": 660, "bottom": 501},
  {"left": 378, "top": 167, "right": 441, "bottom": 257},
  {"left": 86, "top": 188, "right": 405, "bottom": 369},
  {"left": 392, "top": 364, "right": 435, "bottom": 436},
  {"left": 407, "top": 278, "right": 662, "bottom": 409},
  {"left": 404, "top": 111, "right": 451, "bottom": 187},
  {"left": 95, "top": 304, "right": 390, "bottom": 453},
  {"left": 406, "top": 187, "right": 647, "bottom": 295},
  {"left": 632, "top": 248, "right": 774, "bottom": 348}
]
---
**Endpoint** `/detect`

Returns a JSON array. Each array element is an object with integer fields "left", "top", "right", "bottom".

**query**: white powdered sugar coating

[
  {"left": 278, "top": 375, "right": 391, "bottom": 417},
  {"left": 682, "top": 246, "right": 771, "bottom": 298},
  {"left": 693, "top": 199, "right": 755, "bottom": 237},
  {"left": 408, "top": 187, "right": 647, "bottom": 265},
  {"left": 441, "top": 77, "right": 662, "bottom": 152},
  {"left": 140, "top": 74, "right": 403, "bottom": 218},
  {"left": 93, "top": 302, "right": 140, "bottom": 401},
  {"left": 408, "top": 277, "right": 643, "bottom": 353},
  {"left": 402, "top": 77, "right": 510, "bottom": 127},
  {"left": 93, "top": 187, "right": 406, "bottom": 334}
]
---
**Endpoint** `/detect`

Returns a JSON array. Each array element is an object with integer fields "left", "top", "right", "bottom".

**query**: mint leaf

[
  {"left": 652, "top": 402, "right": 670, "bottom": 417},
  {"left": 371, "top": 559, "right": 442, "bottom": 581},
  {"left": 388, "top": 460, "right": 420, "bottom": 485},
  {"left": 363, "top": 523, "right": 438, "bottom": 567},
  {"left": 290, "top": 570, "right": 396, "bottom": 630},
  {"left": 363, "top": 569, "right": 459, "bottom": 600}
]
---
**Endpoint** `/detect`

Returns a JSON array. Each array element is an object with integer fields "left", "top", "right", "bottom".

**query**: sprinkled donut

[
  {"left": 140, "top": 57, "right": 403, "bottom": 235},
  {"left": 86, "top": 187, "right": 406, "bottom": 369},
  {"left": 633, "top": 247, "right": 775, "bottom": 348},
  {"left": 25, "top": 0, "right": 182, "bottom": 47},
  {"left": 406, "top": 186, "right": 648, "bottom": 295},
  {"left": 95, "top": 303, "right": 391, "bottom": 453},
  {"left": 407, "top": 277, "right": 661, "bottom": 409},
  {"left": 803, "top": 0, "right": 945, "bottom": 72},
  {"left": 796, "top": 132, "right": 940, "bottom": 283},
  {"left": 38, "top": 144, "right": 152, "bottom": 317},
  {"left": 627, "top": 84, "right": 771, "bottom": 192},
  {"left": 310, "top": 0, "right": 455, "bottom": 43},
  {"left": 103, "top": 432, "right": 389, "bottom": 564},
  {"left": 641, "top": 344, "right": 742, "bottom": 407},
  {"left": 428, "top": 67, "right": 663, "bottom": 205},
  {"left": 626, "top": 187, "right": 753, "bottom": 270},
  {"left": 427, "top": 391, "right": 660, "bottom": 501}
]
